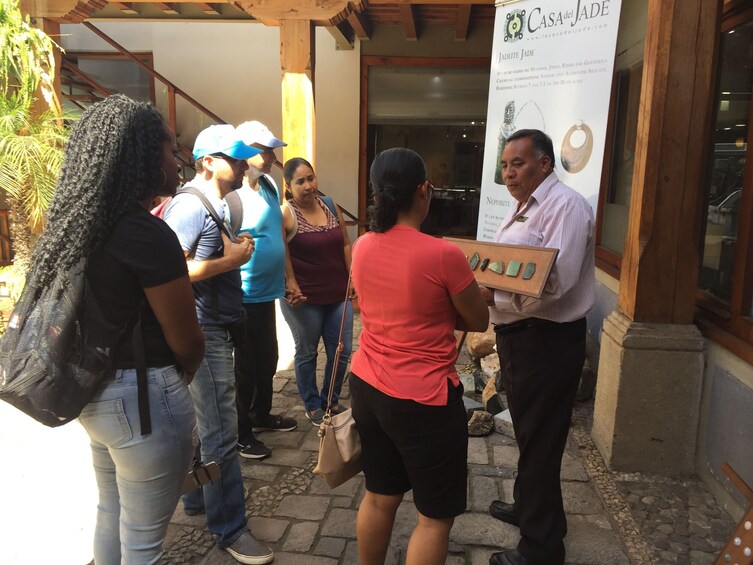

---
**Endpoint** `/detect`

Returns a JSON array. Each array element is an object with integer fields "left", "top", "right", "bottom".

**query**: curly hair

[
  {"left": 26, "top": 94, "right": 170, "bottom": 289},
  {"left": 368, "top": 147, "right": 427, "bottom": 233}
]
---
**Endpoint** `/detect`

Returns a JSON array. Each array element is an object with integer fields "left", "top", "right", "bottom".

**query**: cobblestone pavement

[
  {"left": 159, "top": 316, "right": 736, "bottom": 565},
  {"left": 0, "top": 312, "right": 734, "bottom": 564}
]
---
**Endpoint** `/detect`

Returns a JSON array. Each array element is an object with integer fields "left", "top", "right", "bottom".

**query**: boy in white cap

[
  {"left": 163, "top": 124, "right": 274, "bottom": 564},
  {"left": 227, "top": 121, "right": 303, "bottom": 460}
]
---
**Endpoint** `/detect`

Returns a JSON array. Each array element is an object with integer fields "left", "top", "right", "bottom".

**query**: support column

[
  {"left": 280, "top": 19, "right": 316, "bottom": 166},
  {"left": 592, "top": 0, "right": 721, "bottom": 474}
]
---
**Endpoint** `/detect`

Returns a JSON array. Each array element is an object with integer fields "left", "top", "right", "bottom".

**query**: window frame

[{"left": 358, "top": 56, "right": 491, "bottom": 235}]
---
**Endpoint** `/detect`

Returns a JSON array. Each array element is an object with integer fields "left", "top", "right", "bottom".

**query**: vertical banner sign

[{"left": 477, "top": 0, "right": 623, "bottom": 241}]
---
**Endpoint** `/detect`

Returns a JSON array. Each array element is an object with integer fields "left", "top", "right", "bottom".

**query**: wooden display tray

[{"left": 445, "top": 238, "right": 559, "bottom": 298}]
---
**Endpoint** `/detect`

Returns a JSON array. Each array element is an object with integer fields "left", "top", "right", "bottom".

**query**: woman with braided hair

[
  {"left": 29, "top": 94, "right": 204, "bottom": 563},
  {"left": 349, "top": 147, "right": 488, "bottom": 565}
]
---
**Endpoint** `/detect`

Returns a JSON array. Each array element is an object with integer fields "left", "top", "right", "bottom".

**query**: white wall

[{"left": 59, "top": 21, "right": 361, "bottom": 213}]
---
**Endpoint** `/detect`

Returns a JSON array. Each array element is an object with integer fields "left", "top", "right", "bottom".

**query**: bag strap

[
  {"left": 319, "top": 194, "right": 338, "bottom": 222},
  {"left": 132, "top": 310, "right": 151, "bottom": 436},
  {"left": 323, "top": 272, "right": 352, "bottom": 419},
  {"left": 224, "top": 189, "right": 243, "bottom": 235},
  {"left": 178, "top": 186, "right": 236, "bottom": 242}
]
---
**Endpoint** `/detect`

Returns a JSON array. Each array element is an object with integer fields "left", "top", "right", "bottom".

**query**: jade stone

[
  {"left": 522, "top": 262, "right": 536, "bottom": 280},
  {"left": 506, "top": 260, "right": 522, "bottom": 277},
  {"left": 489, "top": 261, "right": 505, "bottom": 274},
  {"left": 469, "top": 252, "right": 480, "bottom": 270},
  {"left": 480, "top": 258, "right": 490, "bottom": 271}
]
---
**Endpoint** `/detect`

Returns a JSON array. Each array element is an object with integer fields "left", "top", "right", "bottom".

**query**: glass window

[
  {"left": 699, "top": 23, "right": 753, "bottom": 304},
  {"left": 601, "top": 64, "right": 642, "bottom": 254},
  {"left": 367, "top": 66, "right": 489, "bottom": 237}
]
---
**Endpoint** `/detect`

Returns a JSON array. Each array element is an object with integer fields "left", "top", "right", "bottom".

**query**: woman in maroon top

[{"left": 280, "top": 158, "right": 353, "bottom": 425}]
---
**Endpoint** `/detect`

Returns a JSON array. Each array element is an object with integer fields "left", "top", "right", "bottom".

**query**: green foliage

[
  {"left": 0, "top": 0, "right": 69, "bottom": 260},
  {"left": 0, "top": 94, "right": 67, "bottom": 228},
  {"left": 0, "top": 0, "right": 58, "bottom": 105}
]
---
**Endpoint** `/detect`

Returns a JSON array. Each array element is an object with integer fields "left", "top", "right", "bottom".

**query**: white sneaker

[{"left": 224, "top": 531, "right": 274, "bottom": 564}]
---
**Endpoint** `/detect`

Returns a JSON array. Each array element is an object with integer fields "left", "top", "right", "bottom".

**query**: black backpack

[{"left": 0, "top": 259, "right": 151, "bottom": 430}]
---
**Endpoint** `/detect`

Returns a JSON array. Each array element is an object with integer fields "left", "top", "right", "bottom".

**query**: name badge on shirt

[{"left": 515, "top": 216, "right": 528, "bottom": 222}]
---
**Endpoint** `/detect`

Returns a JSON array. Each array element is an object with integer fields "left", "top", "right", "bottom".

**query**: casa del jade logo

[{"left": 503, "top": 0, "right": 612, "bottom": 44}]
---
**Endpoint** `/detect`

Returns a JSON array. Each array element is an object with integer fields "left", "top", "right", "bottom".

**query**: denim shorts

[{"left": 350, "top": 372, "right": 468, "bottom": 519}]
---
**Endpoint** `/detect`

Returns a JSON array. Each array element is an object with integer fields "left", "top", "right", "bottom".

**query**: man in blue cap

[{"left": 163, "top": 124, "right": 274, "bottom": 564}]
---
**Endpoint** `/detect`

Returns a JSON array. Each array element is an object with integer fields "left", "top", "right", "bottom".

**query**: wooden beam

[
  {"left": 347, "top": 7, "right": 370, "bottom": 40},
  {"left": 151, "top": 2, "right": 179, "bottom": 14},
  {"left": 618, "top": 0, "right": 722, "bottom": 324},
  {"left": 326, "top": 20, "right": 354, "bottom": 50},
  {"left": 455, "top": 4, "right": 471, "bottom": 41},
  {"left": 368, "top": 0, "right": 484, "bottom": 3},
  {"left": 235, "top": 0, "right": 360, "bottom": 23},
  {"left": 110, "top": 2, "right": 139, "bottom": 14},
  {"left": 400, "top": 4, "right": 417, "bottom": 41},
  {"left": 280, "top": 19, "right": 316, "bottom": 166},
  {"left": 195, "top": 2, "right": 221, "bottom": 14}
]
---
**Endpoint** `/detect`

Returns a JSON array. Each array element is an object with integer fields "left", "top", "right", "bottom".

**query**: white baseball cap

[{"left": 236, "top": 120, "right": 287, "bottom": 149}]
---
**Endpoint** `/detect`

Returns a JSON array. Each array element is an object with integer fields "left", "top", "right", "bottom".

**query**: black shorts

[{"left": 349, "top": 372, "right": 468, "bottom": 519}]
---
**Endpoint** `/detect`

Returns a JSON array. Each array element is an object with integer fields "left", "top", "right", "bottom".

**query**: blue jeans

[
  {"left": 280, "top": 300, "right": 353, "bottom": 412},
  {"left": 181, "top": 325, "right": 249, "bottom": 547},
  {"left": 79, "top": 365, "right": 196, "bottom": 565}
]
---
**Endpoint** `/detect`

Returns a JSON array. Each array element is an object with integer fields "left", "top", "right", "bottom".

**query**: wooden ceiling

[{"left": 42, "top": 0, "right": 495, "bottom": 43}]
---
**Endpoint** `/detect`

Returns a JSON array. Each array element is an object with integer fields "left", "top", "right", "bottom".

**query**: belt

[{"left": 493, "top": 317, "right": 552, "bottom": 335}]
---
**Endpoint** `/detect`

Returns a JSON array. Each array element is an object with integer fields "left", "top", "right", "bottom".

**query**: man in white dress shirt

[{"left": 482, "top": 129, "right": 594, "bottom": 565}]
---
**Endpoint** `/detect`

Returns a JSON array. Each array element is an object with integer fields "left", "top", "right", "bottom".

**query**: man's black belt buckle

[{"left": 494, "top": 317, "right": 549, "bottom": 335}]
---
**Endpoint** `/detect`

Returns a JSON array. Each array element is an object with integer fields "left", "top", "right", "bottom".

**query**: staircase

[{"left": 59, "top": 22, "right": 364, "bottom": 227}]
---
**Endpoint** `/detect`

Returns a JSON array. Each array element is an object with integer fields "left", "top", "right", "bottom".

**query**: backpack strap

[
  {"left": 132, "top": 310, "right": 151, "bottom": 436},
  {"left": 178, "top": 186, "right": 236, "bottom": 242},
  {"left": 177, "top": 186, "right": 230, "bottom": 316},
  {"left": 224, "top": 189, "right": 243, "bottom": 235},
  {"left": 319, "top": 194, "right": 338, "bottom": 223}
]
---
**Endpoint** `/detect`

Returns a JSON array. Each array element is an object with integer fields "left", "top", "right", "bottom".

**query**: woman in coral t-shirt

[{"left": 350, "top": 147, "right": 489, "bottom": 565}]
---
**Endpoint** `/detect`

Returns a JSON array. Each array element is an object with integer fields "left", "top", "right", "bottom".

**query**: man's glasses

[{"left": 210, "top": 153, "right": 244, "bottom": 167}]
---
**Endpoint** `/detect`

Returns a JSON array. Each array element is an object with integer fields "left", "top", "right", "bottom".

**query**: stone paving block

[
  {"left": 255, "top": 431, "right": 306, "bottom": 448},
  {"left": 343, "top": 540, "right": 359, "bottom": 563},
  {"left": 501, "top": 478, "right": 514, "bottom": 502},
  {"left": 264, "top": 448, "right": 312, "bottom": 467},
  {"left": 282, "top": 521, "right": 319, "bottom": 552},
  {"left": 492, "top": 444, "right": 519, "bottom": 468},
  {"left": 171, "top": 501, "right": 207, "bottom": 527},
  {"left": 468, "top": 547, "right": 502, "bottom": 565},
  {"left": 313, "top": 536, "right": 346, "bottom": 558},
  {"left": 248, "top": 516, "right": 289, "bottom": 543},
  {"left": 468, "top": 437, "right": 490, "bottom": 465},
  {"left": 276, "top": 495, "right": 330, "bottom": 520},
  {"left": 272, "top": 377, "right": 289, "bottom": 392},
  {"left": 451, "top": 511, "right": 519, "bottom": 548},
  {"left": 309, "top": 474, "right": 362, "bottom": 496},
  {"left": 561, "top": 450, "right": 589, "bottom": 482},
  {"left": 563, "top": 515, "right": 629, "bottom": 564},
  {"left": 321, "top": 508, "right": 358, "bottom": 538},
  {"left": 202, "top": 546, "right": 241, "bottom": 564},
  {"left": 562, "top": 481, "right": 604, "bottom": 515},
  {"left": 240, "top": 462, "right": 282, "bottom": 482},
  {"left": 446, "top": 554, "right": 466, "bottom": 565},
  {"left": 264, "top": 553, "right": 338, "bottom": 565},
  {"left": 469, "top": 474, "right": 500, "bottom": 512},
  {"left": 332, "top": 496, "right": 352, "bottom": 509},
  {"left": 488, "top": 433, "right": 517, "bottom": 446},
  {"left": 690, "top": 549, "right": 717, "bottom": 564},
  {"left": 386, "top": 502, "right": 420, "bottom": 547},
  {"left": 473, "top": 465, "right": 518, "bottom": 478}
]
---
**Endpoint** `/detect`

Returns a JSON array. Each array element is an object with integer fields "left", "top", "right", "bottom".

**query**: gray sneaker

[{"left": 224, "top": 531, "right": 274, "bottom": 564}]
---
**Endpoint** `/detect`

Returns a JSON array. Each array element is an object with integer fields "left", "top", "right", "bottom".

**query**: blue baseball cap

[{"left": 192, "top": 124, "right": 261, "bottom": 160}]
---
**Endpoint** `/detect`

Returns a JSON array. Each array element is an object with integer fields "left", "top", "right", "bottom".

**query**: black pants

[
  {"left": 234, "top": 301, "right": 279, "bottom": 443},
  {"left": 496, "top": 317, "right": 586, "bottom": 565}
]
